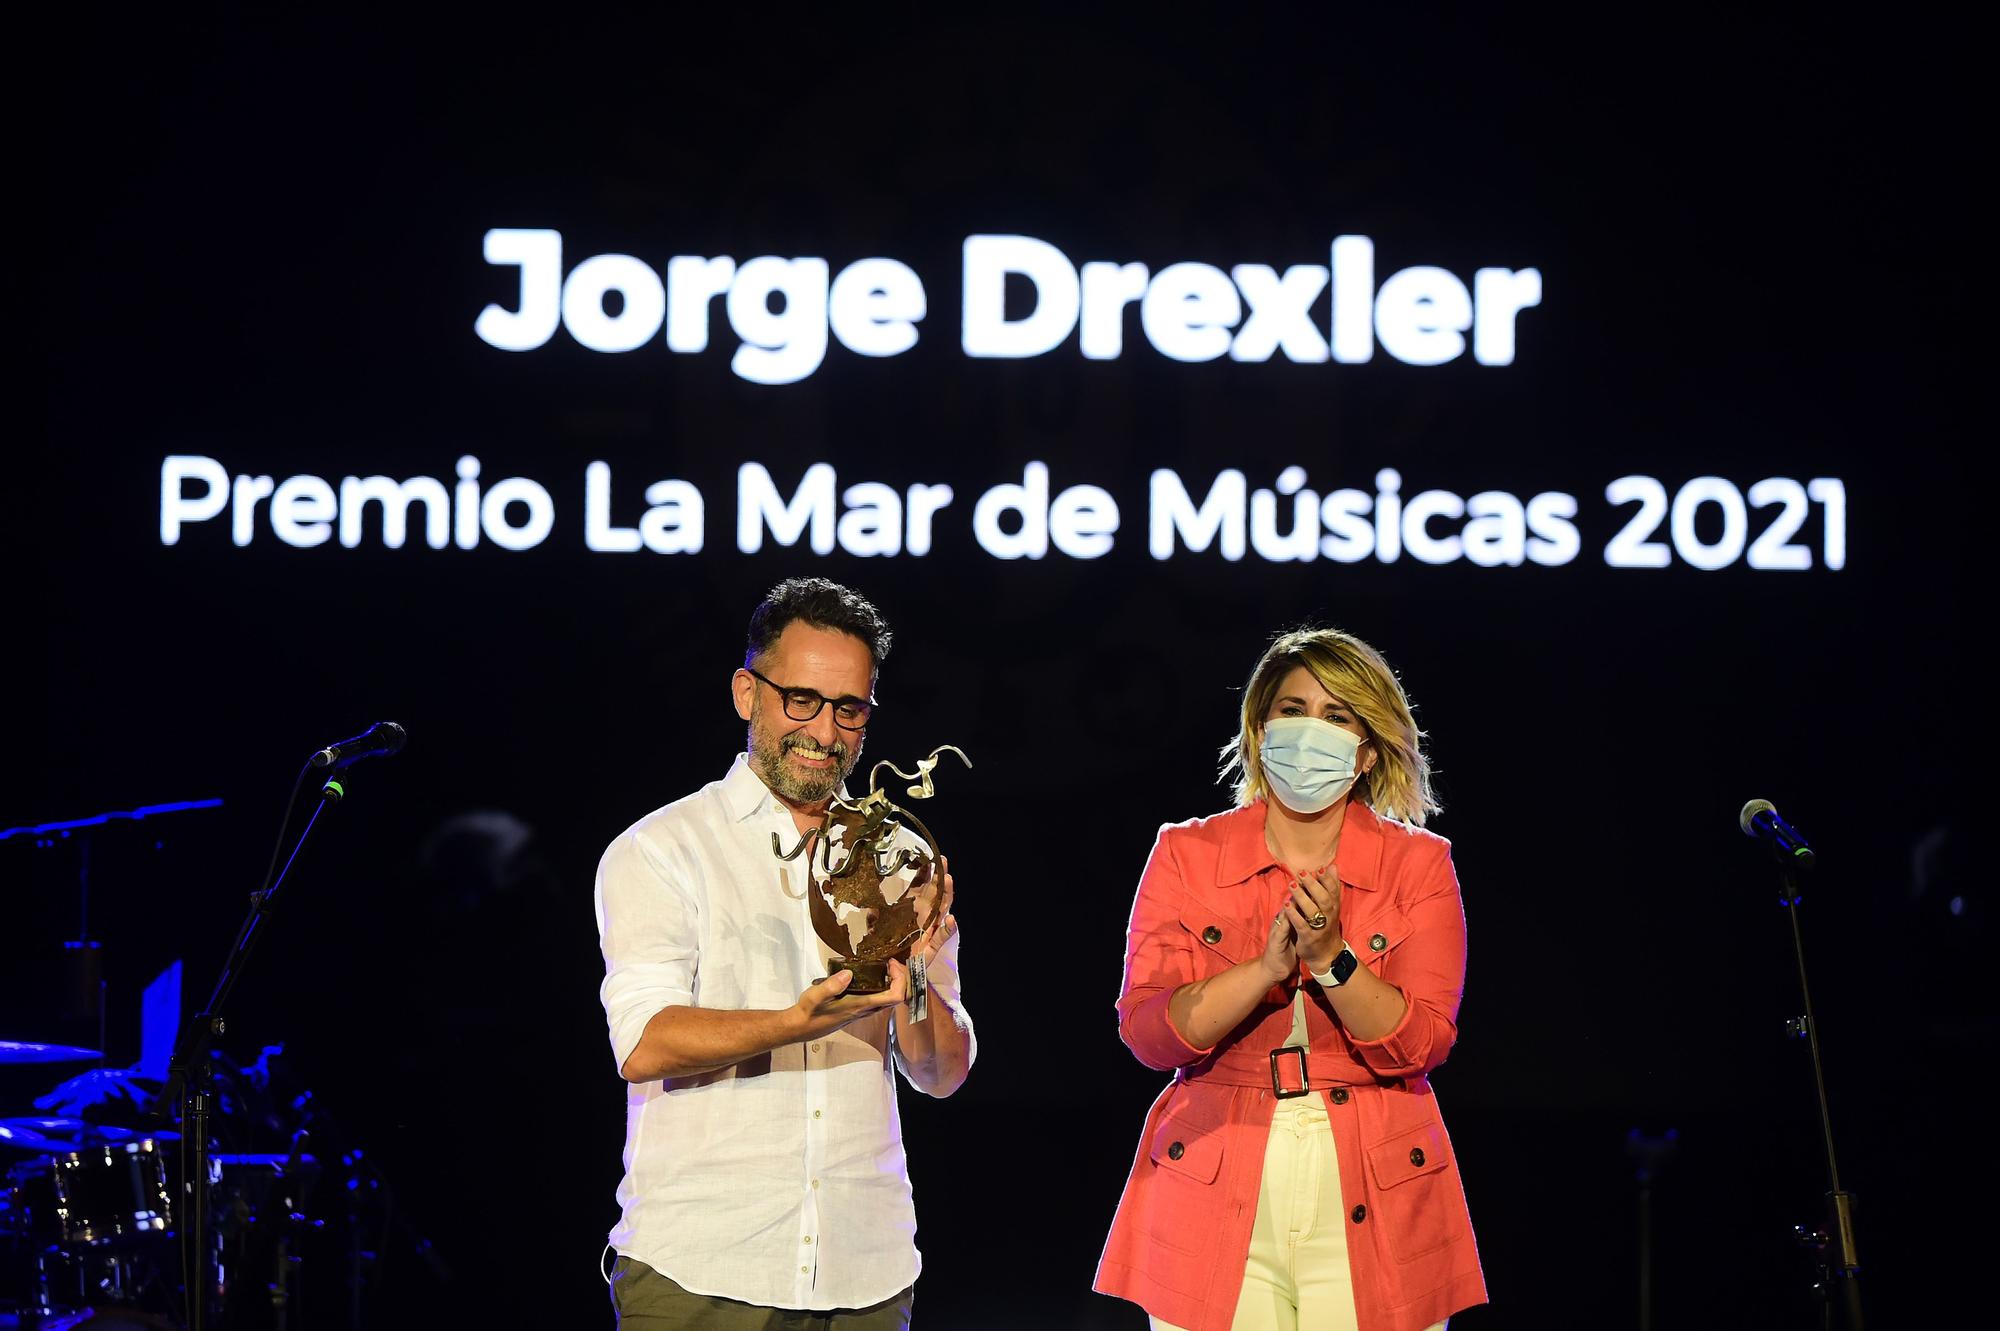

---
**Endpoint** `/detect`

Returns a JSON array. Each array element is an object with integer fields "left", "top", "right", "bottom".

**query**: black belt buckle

[{"left": 1269, "top": 1045, "right": 1310, "bottom": 1099}]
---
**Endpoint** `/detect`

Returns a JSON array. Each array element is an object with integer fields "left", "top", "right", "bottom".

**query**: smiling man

[{"left": 594, "top": 577, "right": 973, "bottom": 1330}]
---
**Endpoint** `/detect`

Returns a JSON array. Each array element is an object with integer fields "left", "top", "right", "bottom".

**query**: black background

[{"left": 11, "top": 10, "right": 1978, "bottom": 1328}]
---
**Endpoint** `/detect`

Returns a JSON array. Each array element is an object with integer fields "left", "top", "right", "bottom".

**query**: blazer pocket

[
  {"left": 1179, "top": 901, "right": 1251, "bottom": 968},
  {"left": 1149, "top": 1109, "right": 1223, "bottom": 1184},
  {"left": 1140, "top": 1100, "right": 1227, "bottom": 1259},
  {"left": 1354, "top": 903, "right": 1413, "bottom": 973},
  {"left": 1364, "top": 1119, "right": 1457, "bottom": 1261}
]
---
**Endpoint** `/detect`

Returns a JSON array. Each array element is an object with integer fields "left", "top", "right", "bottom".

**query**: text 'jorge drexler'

[{"left": 473, "top": 230, "right": 1543, "bottom": 384}]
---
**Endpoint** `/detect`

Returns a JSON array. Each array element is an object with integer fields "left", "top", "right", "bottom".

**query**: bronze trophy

[{"left": 772, "top": 745, "right": 969, "bottom": 1016}]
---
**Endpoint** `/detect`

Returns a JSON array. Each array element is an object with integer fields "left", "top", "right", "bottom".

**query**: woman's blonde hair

[{"left": 1219, "top": 626, "right": 1439, "bottom": 826}]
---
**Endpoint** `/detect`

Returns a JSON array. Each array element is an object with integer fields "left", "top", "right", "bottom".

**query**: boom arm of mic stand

[{"left": 169, "top": 775, "right": 348, "bottom": 1331}]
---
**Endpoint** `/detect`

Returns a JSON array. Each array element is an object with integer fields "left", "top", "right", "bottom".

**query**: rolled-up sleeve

[
  {"left": 1115, "top": 826, "right": 1213, "bottom": 1071},
  {"left": 1349, "top": 844, "right": 1466, "bottom": 1079},
  {"left": 595, "top": 828, "right": 699, "bottom": 1074}
]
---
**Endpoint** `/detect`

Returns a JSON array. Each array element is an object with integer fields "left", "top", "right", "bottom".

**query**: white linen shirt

[{"left": 595, "top": 754, "right": 972, "bottom": 1311}]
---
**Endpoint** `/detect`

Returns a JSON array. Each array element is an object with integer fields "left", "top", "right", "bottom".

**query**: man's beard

[{"left": 748, "top": 714, "right": 860, "bottom": 806}]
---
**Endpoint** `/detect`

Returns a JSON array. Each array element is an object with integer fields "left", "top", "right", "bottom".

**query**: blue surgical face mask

[{"left": 1259, "top": 716, "right": 1364, "bottom": 815}]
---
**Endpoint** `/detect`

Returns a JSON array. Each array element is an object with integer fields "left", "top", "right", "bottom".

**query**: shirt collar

[
  {"left": 1215, "top": 798, "right": 1384, "bottom": 891},
  {"left": 722, "top": 753, "right": 774, "bottom": 821}
]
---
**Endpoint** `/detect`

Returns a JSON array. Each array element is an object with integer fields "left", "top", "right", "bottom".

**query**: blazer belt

[{"left": 1175, "top": 1054, "right": 1414, "bottom": 1100}]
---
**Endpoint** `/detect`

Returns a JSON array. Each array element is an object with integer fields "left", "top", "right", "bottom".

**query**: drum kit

[
  {"left": 5, "top": 744, "right": 432, "bottom": 1328},
  {"left": 0, "top": 1039, "right": 362, "bottom": 1330}
]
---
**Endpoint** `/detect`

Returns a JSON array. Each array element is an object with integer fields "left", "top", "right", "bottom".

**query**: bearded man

[{"left": 594, "top": 577, "right": 972, "bottom": 1330}]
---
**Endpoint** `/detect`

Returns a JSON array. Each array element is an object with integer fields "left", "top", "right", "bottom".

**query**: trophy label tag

[{"left": 908, "top": 953, "right": 930, "bottom": 1023}]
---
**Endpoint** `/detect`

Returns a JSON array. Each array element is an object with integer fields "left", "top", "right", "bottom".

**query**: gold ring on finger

[{"left": 1309, "top": 912, "right": 1328, "bottom": 929}]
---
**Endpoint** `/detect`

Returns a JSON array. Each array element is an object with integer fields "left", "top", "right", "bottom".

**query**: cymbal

[
  {"left": 0, "top": 1117, "right": 180, "bottom": 1152},
  {"left": 0, "top": 1040, "right": 103, "bottom": 1065},
  {"left": 0, "top": 1117, "right": 80, "bottom": 1151}
]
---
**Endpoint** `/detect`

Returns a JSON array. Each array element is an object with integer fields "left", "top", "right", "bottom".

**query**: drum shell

[
  {"left": 2, "top": 1163, "right": 82, "bottom": 1317},
  {"left": 4, "top": 1158, "right": 61, "bottom": 1248},
  {"left": 50, "top": 1139, "right": 174, "bottom": 1246}
]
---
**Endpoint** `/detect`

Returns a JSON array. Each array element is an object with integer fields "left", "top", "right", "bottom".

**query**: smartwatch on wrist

[{"left": 1311, "top": 943, "right": 1359, "bottom": 988}]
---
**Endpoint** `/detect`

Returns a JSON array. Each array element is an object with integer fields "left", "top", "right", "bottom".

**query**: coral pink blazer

[{"left": 1095, "top": 801, "right": 1487, "bottom": 1331}]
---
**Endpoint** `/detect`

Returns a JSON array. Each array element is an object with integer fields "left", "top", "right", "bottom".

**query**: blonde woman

[{"left": 1095, "top": 628, "right": 1486, "bottom": 1331}]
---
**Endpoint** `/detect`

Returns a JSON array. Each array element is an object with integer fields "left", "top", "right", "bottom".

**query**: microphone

[
  {"left": 1739, "top": 799, "right": 1815, "bottom": 869},
  {"left": 310, "top": 721, "right": 407, "bottom": 770}
]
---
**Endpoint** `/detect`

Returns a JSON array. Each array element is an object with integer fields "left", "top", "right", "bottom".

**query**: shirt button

[
  {"left": 1369, "top": 933, "right": 1388, "bottom": 952},
  {"left": 811, "top": 1179, "right": 820, "bottom": 1189},
  {"left": 803, "top": 1236, "right": 813, "bottom": 1245},
  {"left": 1201, "top": 926, "right": 1222, "bottom": 945},
  {"left": 810, "top": 1043, "right": 821, "bottom": 1053},
  {"left": 1330, "top": 1088, "right": 1350, "bottom": 1105},
  {"left": 1410, "top": 1147, "right": 1427, "bottom": 1167},
  {"left": 1167, "top": 1141, "right": 1185, "bottom": 1161},
  {"left": 800, "top": 1266, "right": 810, "bottom": 1274},
  {"left": 813, "top": 1109, "right": 822, "bottom": 1119},
  {"left": 1351, "top": 1204, "right": 1367, "bottom": 1224}
]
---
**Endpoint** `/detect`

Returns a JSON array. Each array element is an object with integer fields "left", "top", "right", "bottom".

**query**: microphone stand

[
  {"left": 164, "top": 771, "right": 352, "bottom": 1331},
  {"left": 1773, "top": 855, "right": 1864, "bottom": 1330}
]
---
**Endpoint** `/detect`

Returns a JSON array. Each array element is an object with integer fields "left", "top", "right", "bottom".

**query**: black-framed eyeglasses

[{"left": 744, "top": 667, "right": 875, "bottom": 731}]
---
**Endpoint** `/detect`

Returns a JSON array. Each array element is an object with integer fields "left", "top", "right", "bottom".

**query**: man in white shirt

[{"left": 595, "top": 577, "right": 974, "bottom": 1330}]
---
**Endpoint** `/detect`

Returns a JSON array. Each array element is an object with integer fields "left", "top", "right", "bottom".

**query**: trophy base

[{"left": 835, "top": 960, "right": 892, "bottom": 994}]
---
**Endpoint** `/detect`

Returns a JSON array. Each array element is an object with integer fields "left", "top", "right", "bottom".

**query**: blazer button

[
  {"left": 1410, "top": 1147, "right": 1426, "bottom": 1167},
  {"left": 1201, "top": 926, "right": 1222, "bottom": 945},
  {"left": 1351, "top": 1204, "right": 1367, "bottom": 1224},
  {"left": 1329, "top": 1088, "right": 1350, "bottom": 1105},
  {"left": 1369, "top": 932, "right": 1388, "bottom": 952},
  {"left": 1167, "top": 1141, "right": 1185, "bottom": 1161}
]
